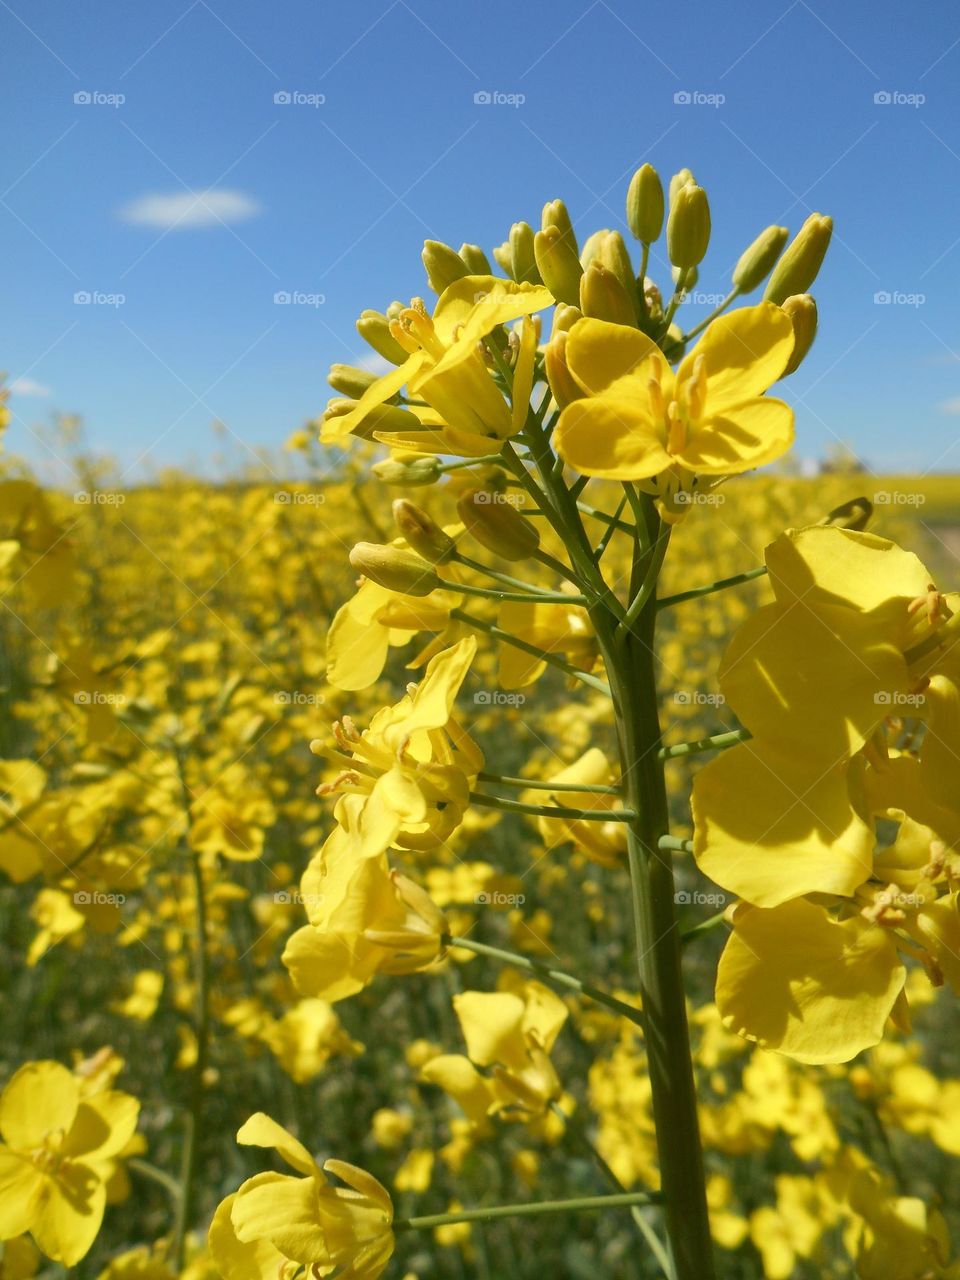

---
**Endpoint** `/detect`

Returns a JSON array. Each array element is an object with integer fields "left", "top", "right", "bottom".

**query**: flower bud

[
  {"left": 322, "top": 398, "right": 413, "bottom": 441},
  {"left": 551, "top": 303, "right": 582, "bottom": 336},
  {"left": 763, "top": 213, "right": 833, "bottom": 305},
  {"left": 534, "top": 226, "right": 583, "bottom": 306},
  {"left": 393, "top": 499, "right": 456, "bottom": 563},
  {"left": 626, "top": 163, "right": 664, "bottom": 243},
  {"left": 779, "top": 293, "right": 818, "bottom": 375},
  {"left": 509, "top": 221, "right": 541, "bottom": 284},
  {"left": 456, "top": 489, "right": 541, "bottom": 561},
  {"left": 327, "top": 364, "right": 379, "bottom": 399},
  {"left": 598, "top": 231, "right": 639, "bottom": 311},
  {"left": 492, "top": 240, "right": 513, "bottom": 275},
  {"left": 733, "top": 226, "right": 789, "bottom": 293},
  {"left": 422, "top": 240, "right": 470, "bottom": 294},
  {"left": 541, "top": 199, "right": 576, "bottom": 248},
  {"left": 669, "top": 168, "right": 696, "bottom": 205},
  {"left": 545, "top": 331, "right": 583, "bottom": 410},
  {"left": 667, "top": 182, "right": 711, "bottom": 269},
  {"left": 579, "top": 229, "right": 606, "bottom": 270},
  {"left": 580, "top": 263, "right": 637, "bottom": 327},
  {"left": 459, "top": 243, "right": 492, "bottom": 274},
  {"left": 349, "top": 543, "right": 440, "bottom": 596},
  {"left": 372, "top": 456, "right": 442, "bottom": 486},
  {"left": 356, "top": 310, "right": 409, "bottom": 366}
]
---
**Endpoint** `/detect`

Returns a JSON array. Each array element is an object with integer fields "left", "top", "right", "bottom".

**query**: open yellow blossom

[
  {"left": 553, "top": 303, "right": 794, "bottom": 481},
  {"left": 209, "top": 1113, "right": 394, "bottom": 1280},
  {"left": 0, "top": 1061, "right": 139, "bottom": 1266}
]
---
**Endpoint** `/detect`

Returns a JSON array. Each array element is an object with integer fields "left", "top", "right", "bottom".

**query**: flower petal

[
  {"left": 565, "top": 318, "right": 659, "bottom": 394},
  {"left": 554, "top": 389, "right": 671, "bottom": 480},
  {"left": 236, "top": 1114, "right": 319, "bottom": 1177},
  {"left": 679, "top": 302, "right": 794, "bottom": 412},
  {"left": 677, "top": 397, "right": 794, "bottom": 476},
  {"left": 0, "top": 1061, "right": 79, "bottom": 1152}
]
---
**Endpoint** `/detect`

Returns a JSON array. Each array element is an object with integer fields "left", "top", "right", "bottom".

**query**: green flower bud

[
  {"left": 509, "top": 221, "right": 541, "bottom": 284},
  {"left": 534, "top": 225, "right": 583, "bottom": 306},
  {"left": 733, "top": 226, "right": 789, "bottom": 294},
  {"left": 668, "top": 168, "right": 696, "bottom": 205},
  {"left": 763, "top": 213, "right": 833, "bottom": 305},
  {"left": 392, "top": 500, "right": 456, "bottom": 563},
  {"left": 666, "top": 182, "right": 711, "bottom": 270},
  {"left": 349, "top": 543, "right": 440, "bottom": 596},
  {"left": 780, "top": 293, "right": 818, "bottom": 376},
  {"left": 372, "top": 456, "right": 442, "bottom": 486},
  {"left": 598, "top": 231, "right": 639, "bottom": 310},
  {"left": 456, "top": 489, "right": 541, "bottom": 561},
  {"left": 328, "top": 364, "right": 379, "bottom": 399},
  {"left": 551, "top": 303, "right": 582, "bottom": 336},
  {"left": 492, "top": 241, "right": 513, "bottom": 275},
  {"left": 385, "top": 300, "right": 406, "bottom": 321},
  {"left": 580, "top": 263, "right": 637, "bottom": 327},
  {"left": 626, "top": 164, "right": 664, "bottom": 243},
  {"left": 541, "top": 199, "right": 577, "bottom": 249},
  {"left": 324, "top": 398, "right": 414, "bottom": 439},
  {"left": 356, "top": 310, "right": 409, "bottom": 366},
  {"left": 579, "top": 229, "right": 607, "bottom": 270},
  {"left": 422, "top": 240, "right": 470, "bottom": 294},
  {"left": 459, "top": 243, "right": 492, "bottom": 274}
]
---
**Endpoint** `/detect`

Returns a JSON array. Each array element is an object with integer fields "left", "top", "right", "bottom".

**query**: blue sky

[{"left": 4, "top": 0, "right": 960, "bottom": 480}]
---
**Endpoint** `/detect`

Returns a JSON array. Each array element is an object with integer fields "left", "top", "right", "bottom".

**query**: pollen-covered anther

[
  {"left": 907, "top": 584, "right": 947, "bottom": 626},
  {"left": 860, "top": 883, "right": 908, "bottom": 927}
]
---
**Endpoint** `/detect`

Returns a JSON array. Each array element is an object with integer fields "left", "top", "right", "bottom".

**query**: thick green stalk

[{"left": 596, "top": 496, "right": 716, "bottom": 1280}]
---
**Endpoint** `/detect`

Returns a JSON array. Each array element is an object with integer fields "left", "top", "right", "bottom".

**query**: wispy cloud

[
  {"left": 119, "top": 189, "right": 261, "bottom": 230},
  {"left": 9, "top": 377, "right": 52, "bottom": 397},
  {"left": 939, "top": 396, "right": 960, "bottom": 414}
]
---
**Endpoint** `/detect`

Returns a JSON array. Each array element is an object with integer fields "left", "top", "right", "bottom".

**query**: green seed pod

[
  {"left": 459, "top": 243, "right": 492, "bottom": 274},
  {"left": 666, "top": 182, "right": 711, "bottom": 270},
  {"left": 327, "top": 364, "right": 379, "bottom": 399},
  {"left": 626, "top": 164, "right": 664, "bottom": 243},
  {"left": 349, "top": 542, "right": 440, "bottom": 596},
  {"left": 580, "top": 263, "right": 637, "bottom": 327},
  {"left": 422, "top": 240, "right": 470, "bottom": 294},
  {"left": 534, "top": 225, "right": 584, "bottom": 306},
  {"left": 763, "top": 213, "right": 833, "bottom": 305},
  {"left": 393, "top": 499, "right": 456, "bottom": 564},
  {"left": 356, "top": 310, "right": 409, "bottom": 366},
  {"left": 456, "top": 488, "right": 541, "bottom": 561},
  {"left": 509, "top": 221, "right": 541, "bottom": 284},
  {"left": 780, "top": 293, "right": 818, "bottom": 376},
  {"left": 733, "top": 226, "right": 789, "bottom": 294}
]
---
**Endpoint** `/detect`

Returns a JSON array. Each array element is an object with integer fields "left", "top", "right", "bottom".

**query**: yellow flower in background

[
  {"left": 316, "top": 637, "right": 482, "bottom": 856},
  {"left": 323, "top": 276, "right": 551, "bottom": 456},
  {"left": 209, "top": 1113, "right": 394, "bottom": 1280},
  {"left": 259, "top": 999, "right": 363, "bottom": 1084},
  {"left": 529, "top": 748, "right": 626, "bottom": 868},
  {"left": 553, "top": 303, "right": 794, "bottom": 481},
  {"left": 0, "top": 1060, "right": 139, "bottom": 1266},
  {"left": 496, "top": 598, "right": 596, "bottom": 689}
]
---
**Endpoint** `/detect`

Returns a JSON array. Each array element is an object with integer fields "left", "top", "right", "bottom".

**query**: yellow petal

[
  {"left": 64, "top": 1092, "right": 139, "bottom": 1162},
  {"left": 236, "top": 1114, "right": 319, "bottom": 1177},
  {"left": 420, "top": 1055, "right": 497, "bottom": 1127},
  {"left": 0, "top": 1150, "right": 44, "bottom": 1240},
  {"left": 453, "top": 991, "right": 527, "bottom": 1069},
  {"left": 283, "top": 925, "right": 374, "bottom": 1004},
  {"left": 511, "top": 314, "right": 539, "bottom": 435},
  {"left": 432, "top": 277, "right": 553, "bottom": 346},
  {"left": 232, "top": 1171, "right": 330, "bottom": 1265},
  {"left": 209, "top": 1191, "right": 289, "bottom": 1280},
  {"left": 322, "top": 354, "right": 424, "bottom": 443},
  {"left": 692, "top": 742, "right": 874, "bottom": 907},
  {"left": 554, "top": 389, "right": 670, "bottom": 480},
  {"left": 0, "top": 1061, "right": 79, "bottom": 1152},
  {"left": 31, "top": 1161, "right": 106, "bottom": 1266},
  {"left": 679, "top": 302, "right": 794, "bottom": 412},
  {"left": 677, "top": 397, "right": 794, "bottom": 476},
  {"left": 564, "top": 317, "right": 659, "bottom": 394},
  {"left": 717, "top": 900, "right": 906, "bottom": 1064}
]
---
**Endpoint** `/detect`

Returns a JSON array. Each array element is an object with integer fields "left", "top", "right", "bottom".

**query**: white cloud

[
  {"left": 119, "top": 188, "right": 261, "bottom": 230},
  {"left": 9, "top": 378, "right": 51, "bottom": 397},
  {"left": 939, "top": 396, "right": 960, "bottom": 414}
]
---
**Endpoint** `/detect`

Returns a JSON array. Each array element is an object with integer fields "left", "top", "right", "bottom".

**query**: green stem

[
  {"left": 657, "top": 565, "right": 767, "bottom": 609},
  {"left": 658, "top": 835, "right": 693, "bottom": 853},
  {"left": 450, "top": 607, "right": 610, "bottom": 696},
  {"left": 448, "top": 580, "right": 589, "bottom": 606},
  {"left": 452, "top": 552, "right": 568, "bottom": 598},
  {"left": 477, "top": 770, "right": 619, "bottom": 795},
  {"left": 469, "top": 791, "right": 635, "bottom": 821},
  {"left": 445, "top": 935, "right": 644, "bottom": 1029},
  {"left": 658, "top": 728, "right": 750, "bottom": 760},
  {"left": 439, "top": 454, "right": 506, "bottom": 472},
  {"left": 395, "top": 1191, "right": 659, "bottom": 1232},
  {"left": 617, "top": 525, "right": 671, "bottom": 642},
  {"left": 129, "top": 1157, "right": 182, "bottom": 1204},
  {"left": 681, "top": 911, "right": 728, "bottom": 946}
]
